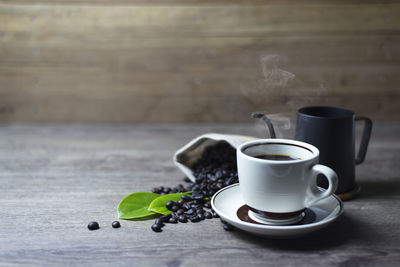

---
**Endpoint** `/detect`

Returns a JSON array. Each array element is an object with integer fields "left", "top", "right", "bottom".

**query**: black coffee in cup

[{"left": 254, "top": 154, "right": 300, "bottom": 161}]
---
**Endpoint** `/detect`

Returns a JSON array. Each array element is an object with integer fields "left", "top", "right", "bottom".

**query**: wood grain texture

[
  {"left": 0, "top": 1, "right": 399, "bottom": 122},
  {"left": 0, "top": 122, "right": 399, "bottom": 266}
]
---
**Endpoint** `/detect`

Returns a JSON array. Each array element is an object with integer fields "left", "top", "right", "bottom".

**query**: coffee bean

[
  {"left": 155, "top": 218, "right": 165, "bottom": 226},
  {"left": 192, "top": 185, "right": 200, "bottom": 191},
  {"left": 204, "top": 211, "right": 212, "bottom": 219},
  {"left": 195, "top": 176, "right": 204, "bottom": 183},
  {"left": 160, "top": 214, "right": 172, "bottom": 222},
  {"left": 212, "top": 210, "right": 219, "bottom": 218},
  {"left": 185, "top": 208, "right": 195, "bottom": 215},
  {"left": 183, "top": 177, "right": 191, "bottom": 183},
  {"left": 88, "top": 221, "right": 99, "bottom": 230},
  {"left": 178, "top": 215, "right": 188, "bottom": 223},
  {"left": 169, "top": 217, "right": 178, "bottom": 224},
  {"left": 190, "top": 204, "right": 202, "bottom": 210},
  {"left": 163, "top": 187, "right": 171, "bottom": 193},
  {"left": 197, "top": 209, "right": 205, "bottom": 215},
  {"left": 194, "top": 199, "right": 203, "bottom": 205},
  {"left": 182, "top": 203, "right": 191, "bottom": 211},
  {"left": 198, "top": 213, "right": 205, "bottom": 220},
  {"left": 151, "top": 224, "right": 162, "bottom": 232},
  {"left": 216, "top": 183, "right": 223, "bottom": 190},
  {"left": 152, "top": 187, "right": 160, "bottom": 193},
  {"left": 190, "top": 216, "right": 201, "bottom": 223},
  {"left": 223, "top": 224, "right": 234, "bottom": 231},
  {"left": 112, "top": 221, "right": 121, "bottom": 228},
  {"left": 176, "top": 209, "right": 184, "bottom": 215},
  {"left": 166, "top": 201, "right": 175, "bottom": 210},
  {"left": 171, "top": 205, "right": 179, "bottom": 212},
  {"left": 204, "top": 201, "right": 211, "bottom": 209},
  {"left": 181, "top": 195, "right": 191, "bottom": 201},
  {"left": 177, "top": 199, "right": 185, "bottom": 206}
]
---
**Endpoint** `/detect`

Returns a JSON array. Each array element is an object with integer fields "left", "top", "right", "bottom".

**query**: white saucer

[{"left": 211, "top": 184, "right": 344, "bottom": 238}]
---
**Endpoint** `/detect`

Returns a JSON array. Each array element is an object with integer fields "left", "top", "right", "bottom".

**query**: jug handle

[{"left": 355, "top": 116, "right": 373, "bottom": 165}]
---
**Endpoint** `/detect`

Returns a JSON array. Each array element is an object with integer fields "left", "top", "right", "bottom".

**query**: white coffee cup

[{"left": 237, "top": 139, "right": 338, "bottom": 224}]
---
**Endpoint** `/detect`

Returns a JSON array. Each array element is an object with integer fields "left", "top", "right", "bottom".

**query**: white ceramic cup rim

[{"left": 237, "top": 138, "right": 320, "bottom": 164}]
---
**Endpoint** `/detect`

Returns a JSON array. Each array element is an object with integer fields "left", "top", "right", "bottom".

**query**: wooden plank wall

[{"left": 0, "top": 0, "right": 399, "bottom": 122}]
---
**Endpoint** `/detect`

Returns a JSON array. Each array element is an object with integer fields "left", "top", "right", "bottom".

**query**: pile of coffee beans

[
  {"left": 150, "top": 194, "right": 220, "bottom": 232},
  {"left": 151, "top": 142, "right": 237, "bottom": 232}
]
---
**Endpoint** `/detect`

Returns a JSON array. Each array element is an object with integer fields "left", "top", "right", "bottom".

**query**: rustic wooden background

[{"left": 1, "top": 0, "right": 399, "bottom": 122}]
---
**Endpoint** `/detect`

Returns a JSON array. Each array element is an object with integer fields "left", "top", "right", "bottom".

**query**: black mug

[{"left": 295, "top": 106, "right": 372, "bottom": 196}]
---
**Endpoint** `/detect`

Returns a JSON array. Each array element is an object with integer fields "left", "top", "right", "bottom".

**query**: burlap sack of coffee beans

[{"left": 174, "top": 133, "right": 257, "bottom": 182}]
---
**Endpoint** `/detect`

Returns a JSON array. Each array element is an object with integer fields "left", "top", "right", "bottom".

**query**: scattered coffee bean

[
  {"left": 152, "top": 187, "right": 160, "bottom": 193},
  {"left": 169, "top": 217, "right": 178, "bottom": 224},
  {"left": 176, "top": 209, "right": 184, "bottom": 215},
  {"left": 155, "top": 218, "right": 165, "bottom": 226},
  {"left": 182, "top": 203, "right": 191, "bottom": 211},
  {"left": 194, "top": 199, "right": 203, "bottom": 205},
  {"left": 181, "top": 195, "right": 191, "bottom": 201},
  {"left": 112, "top": 221, "right": 121, "bottom": 228},
  {"left": 166, "top": 201, "right": 174, "bottom": 210},
  {"left": 178, "top": 215, "right": 188, "bottom": 223},
  {"left": 192, "top": 194, "right": 204, "bottom": 200},
  {"left": 204, "top": 211, "right": 213, "bottom": 219},
  {"left": 212, "top": 210, "right": 219, "bottom": 218},
  {"left": 170, "top": 205, "right": 179, "bottom": 212},
  {"left": 177, "top": 199, "right": 185, "bottom": 206},
  {"left": 198, "top": 213, "right": 205, "bottom": 220},
  {"left": 223, "top": 224, "right": 234, "bottom": 231},
  {"left": 185, "top": 208, "right": 195, "bottom": 216},
  {"left": 204, "top": 201, "right": 211, "bottom": 209},
  {"left": 190, "top": 216, "right": 201, "bottom": 223},
  {"left": 88, "top": 221, "right": 99, "bottom": 231},
  {"left": 163, "top": 187, "right": 171, "bottom": 194},
  {"left": 160, "top": 214, "right": 172, "bottom": 222},
  {"left": 151, "top": 224, "right": 162, "bottom": 232},
  {"left": 197, "top": 209, "right": 205, "bottom": 214}
]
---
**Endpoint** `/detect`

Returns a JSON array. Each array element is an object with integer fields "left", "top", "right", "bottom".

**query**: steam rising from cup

[
  {"left": 241, "top": 54, "right": 326, "bottom": 138},
  {"left": 259, "top": 55, "right": 295, "bottom": 90}
]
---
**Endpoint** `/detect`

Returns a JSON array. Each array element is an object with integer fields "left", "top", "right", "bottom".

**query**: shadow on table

[
  {"left": 356, "top": 178, "right": 400, "bottom": 200},
  {"left": 231, "top": 213, "right": 374, "bottom": 251}
]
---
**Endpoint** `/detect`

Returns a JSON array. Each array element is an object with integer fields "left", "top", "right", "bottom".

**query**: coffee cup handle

[{"left": 305, "top": 164, "right": 338, "bottom": 207}]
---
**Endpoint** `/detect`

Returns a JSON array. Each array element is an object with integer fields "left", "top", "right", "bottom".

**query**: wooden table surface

[{"left": 1, "top": 123, "right": 399, "bottom": 266}]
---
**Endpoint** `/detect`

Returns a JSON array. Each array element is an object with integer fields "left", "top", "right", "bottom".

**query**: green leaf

[
  {"left": 118, "top": 192, "right": 161, "bottom": 220},
  {"left": 148, "top": 192, "right": 192, "bottom": 215}
]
